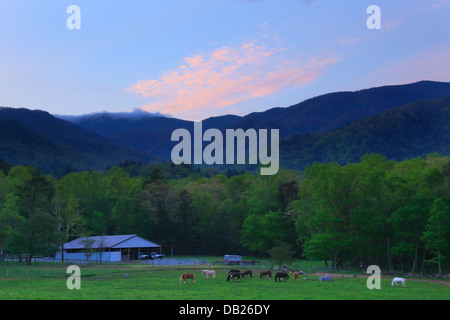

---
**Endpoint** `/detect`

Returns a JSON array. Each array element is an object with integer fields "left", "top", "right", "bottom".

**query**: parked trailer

[
  {"left": 223, "top": 255, "right": 242, "bottom": 265},
  {"left": 221, "top": 255, "right": 260, "bottom": 266}
]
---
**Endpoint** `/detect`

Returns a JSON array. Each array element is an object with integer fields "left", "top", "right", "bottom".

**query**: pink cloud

[
  {"left": 340, "top": 38, "right": 360, "bottom": 45},
  {"left": 126, "top": 42, "right": 337, "bottom": 120}
]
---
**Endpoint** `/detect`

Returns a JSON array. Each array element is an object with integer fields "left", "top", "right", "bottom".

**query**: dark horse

[
  {"left": 241, "top": 270, "right": 252, "bottom": 279},
  {"left": 260, "top": 270, "right": 272, "bottom": 279},
  {"left": 228, "top": 269, "right": 240, "bottom": 275},
  {"left": 274, "top": 272, "right": 289, "bottom": 282},
  {"left": 227, "top": 270, "right": 241, "bottom": 282}
]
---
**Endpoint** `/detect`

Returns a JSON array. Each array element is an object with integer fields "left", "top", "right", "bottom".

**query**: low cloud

[{"left": 126, "top": 42, "right": 337, "bottom": 120}]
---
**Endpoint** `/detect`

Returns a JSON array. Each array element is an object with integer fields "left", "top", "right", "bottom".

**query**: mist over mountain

[
  {"left": 0, "top": 107, "right": 161, "bottom": 175},
  {"left": 56, "top": 108, "right": 168, "bottom": 122}
]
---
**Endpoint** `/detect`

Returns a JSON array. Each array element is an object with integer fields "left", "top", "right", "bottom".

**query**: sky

[{"left": 0, "top": 0, "right": 449, "bottom": 121}]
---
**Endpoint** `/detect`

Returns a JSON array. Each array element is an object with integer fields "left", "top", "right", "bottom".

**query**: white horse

[
  {"left": 201, "top": 270, "right": 216, "bottom": 279},
  {"left": 391, "top": 277, "right": 406, "bottom": 287}
]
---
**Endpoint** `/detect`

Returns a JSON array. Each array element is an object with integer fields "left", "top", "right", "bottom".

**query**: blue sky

[{"left": 0, "top": 0, "right": 449, "bottom": 120}]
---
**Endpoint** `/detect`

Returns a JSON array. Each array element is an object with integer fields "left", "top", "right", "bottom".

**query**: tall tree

[
  {"left": 422, "top": 198, "right": 450, "bottom": 274},
  {"left": 52, "top": 188, "right": 82, "bottom": 262},
  {"left": 0, "top": 193, "right": 24, "bottom": 260},
  {"left": 12, "top": 174, "right": 57, "bottom": 264},
  {"left": 106, "top": 167, "right": 142, "bottom": 234},
  {"left": 241, "top": 210, "right": 291, "bottom": 254}
]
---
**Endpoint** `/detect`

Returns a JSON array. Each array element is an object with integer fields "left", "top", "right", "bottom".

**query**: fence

[
  {"left": 142, "top": 258, "right": 212, "bottom": 266},
  {"left": 1, "top": 267, "right": 66, "bottom": 279}
]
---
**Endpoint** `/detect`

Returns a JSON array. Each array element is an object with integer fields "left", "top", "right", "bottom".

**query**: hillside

[
  {"left": 280, "top": 96, "right": 450, "bottom": 170},
  {"left": 65, "top": 81, "right": 450, "bottom": 160},
  {"left": 0, "top": 108, "right": 161, "bottom": 175},
  {"left": 3, "top": 81, "right": 450, "bottom": 174},
  {"left": 246, "top": 80, "right": 450, "bottom": 135}
]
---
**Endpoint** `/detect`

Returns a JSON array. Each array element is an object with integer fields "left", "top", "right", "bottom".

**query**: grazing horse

[
  {"left": 180, "top": 273, "right": 195, "bottom": 284},
  {"left": 391, "top": 277, "right": 406, "bottom": 287},
  {"left": 241, "top": 270, "right": 252, "bottom": 279},
  {"left": 201, "top": 270, "right": 216, "bottom": 279},
  {"left": 227, "top": 271, "right": 241, "bottom": 282},
  {"left": 260, "top": 270, "right": 272, "bottom": 279},
  {"left": 228, "top": 269, "right": 240, "bottom": 277},
  {"left": 275, "top": 272, "right": 289, "bottom": 282}
]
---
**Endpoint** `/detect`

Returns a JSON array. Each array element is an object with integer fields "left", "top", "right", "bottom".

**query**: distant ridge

[
  {"left": 3, "top": 80, "right": 450, "bottom": 174},
  {"left": 280, "top": 96, "right": 450, "bottom": 170},
  {"left": 64, "top": 80, "right": 450, "bottom": 160},
  {"left": 244, "top": 80, "right": 450, "bottom": 135},
  {"left": 0, "top": 107, "right": 161, "bottom": 175}
]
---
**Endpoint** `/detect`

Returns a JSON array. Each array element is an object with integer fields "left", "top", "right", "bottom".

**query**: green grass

[{"left": 0, "top": 262, "right": 448, "bottom": 300}]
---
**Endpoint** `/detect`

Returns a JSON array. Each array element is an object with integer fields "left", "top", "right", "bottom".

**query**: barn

[{"left": 56, "top": 234, "right": 170, "bottom": 262}]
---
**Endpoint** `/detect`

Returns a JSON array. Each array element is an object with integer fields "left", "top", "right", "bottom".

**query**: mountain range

[
  {"left": 0, "top": 108, "right": 160, "bottom": 175},
  {"left": 280, "top": 95, "right": 450, "bottom": 169},
  {"left": 1, "top": 80, "right": 450, "bottom": 175}
]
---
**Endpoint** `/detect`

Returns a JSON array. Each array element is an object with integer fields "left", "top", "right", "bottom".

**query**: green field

[{"left": 0, "top": 261, "right": 449, "bottom": 300}]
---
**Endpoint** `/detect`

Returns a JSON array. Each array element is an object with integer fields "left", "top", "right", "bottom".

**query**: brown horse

[
  {"left": 293, "top": 272, "right": 299, "bottom": 281},
  {"left": 180, "top": 273, "right": 195, "bottom": 283},
  {"left": 260, "top": 270, "right": 272, "bottom": 279},
  {"left": 241, "top": 270, "right": 252, "bottom": 279}
]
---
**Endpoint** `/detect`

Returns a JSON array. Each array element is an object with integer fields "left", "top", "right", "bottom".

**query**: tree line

[{"left": 0, "top": 155, "right": 449, "bottom": 275}]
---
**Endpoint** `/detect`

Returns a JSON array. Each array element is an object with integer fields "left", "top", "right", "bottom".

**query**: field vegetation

[{"left": 1, "top": 258, "right": 449, "bottom": 300}]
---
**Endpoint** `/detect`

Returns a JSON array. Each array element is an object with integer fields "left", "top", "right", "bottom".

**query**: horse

[
  {"left": 275, "top": 272, "right": 289, "bottom": 282},
  {"left": 227, "top": 271, "right": 241, "bottom": 282},
  {"left": 391, "top": 277, "right": 406, "bottom": 287},
  {"left": 201, "top": 270, "right": 216, "bottom": 279},
  {"left": 180, "top": 273, "right": 195, "bottom": 284},
  {"left": 293, "top": 272, "right": 299, "bottom": 281},
  {"left": 260, "top": 270, "right": 272, "bottom": 279},
  {"left": 241, "top": 270, "right": 252, "bottom": 279},
  {"left": 319, "top": 275, "right": 333, "bottom": 281}
]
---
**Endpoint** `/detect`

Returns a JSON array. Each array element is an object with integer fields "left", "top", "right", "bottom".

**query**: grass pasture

[{"left": 0, "top": 262, "right": 449, "bottom": 300}]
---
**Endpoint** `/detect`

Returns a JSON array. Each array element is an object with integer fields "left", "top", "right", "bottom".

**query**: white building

[{"left": 56, "top": 234, "right": 170, "bottom": 262}]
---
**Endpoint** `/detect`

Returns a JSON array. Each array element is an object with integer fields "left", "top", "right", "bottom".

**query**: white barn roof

[{"left": 63, "top": 234, "right": 160, "bottom": 250}]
